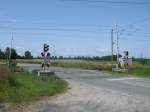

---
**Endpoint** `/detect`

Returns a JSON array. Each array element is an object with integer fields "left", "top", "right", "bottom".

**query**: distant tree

[
  {"left": 17, "top": 55, "right": 24, "bottom": 59},
  {"left": 4, "top": 47, "right": 18, "bottom": 59},
  {"left": 36, "top": 56, "right": 42, "bottom": 59},
  {"left": 24, "top": 51, "right": 33, "bottom": 59},
  {"left": 5, "top": 47, "right": 10, "bottom": 60},
  {"left": 137, "top": 58, "right": 148, "bottom": 65},
  {"left": 93, "top": 56, "right": 101, "bottom": 60},
  {"left": 51, "top": 56, "right": 55, "bottom": 59},
  {"left": 0, "top": 49, "right": 5, "bottom": 59},
  {"left": 11, "top": 48, "right": 18, "bottom": 59},
  {"left": 54, "top": 56, "right": 58, "bottom": 59},
  {"left": 59, "top": 56, "right": 63, "bottom": 59},
  {"left": 68, "top": 56, "right": 71, "bottom": 59}
]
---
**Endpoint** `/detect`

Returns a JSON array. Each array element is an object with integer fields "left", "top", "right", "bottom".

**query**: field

[
  {"left": 1, "top": 59, "right": 150, "bottom": 78},
  {"left": 16, "top": 59, "right": 112, "bottom": 71},
  {"left": 0, "top": 65, "right": 68, "bottom": 103},
  {"left": 15, "top": 59, "right": 150, "bottom": 78}
]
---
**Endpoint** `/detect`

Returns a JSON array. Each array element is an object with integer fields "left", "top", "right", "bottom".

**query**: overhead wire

[
  {"left": 0, "top": 26, "right": 110, "bottom": 34},
  {"left": 62, "top": 0, "right": 150, "bottom": 5}
]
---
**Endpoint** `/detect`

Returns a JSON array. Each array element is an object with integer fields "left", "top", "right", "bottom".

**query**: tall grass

[
  {"left": 0, "top": 65, "right": 10, "bottom": 102},
  {"left": 0, "top": 65, "right": 68, "bottom": 103},
  {"left": 16, "top": 59, "right": 42, "bottom": 64},
  {"left": 52, "top": 60, "right": 112, "bottom": 71},
  {"left": 16, "top": 59, "right": 112, "bottom": 71},
  {"left": 6, "top": 59, "right": 150, "bottom": 78}
]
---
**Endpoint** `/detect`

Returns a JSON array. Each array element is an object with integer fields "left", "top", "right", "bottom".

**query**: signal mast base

[{"left": 37, "top": 70, "right": 55, "bottom": 76}]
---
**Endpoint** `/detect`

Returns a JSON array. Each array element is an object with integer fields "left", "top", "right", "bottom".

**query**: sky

[{"left": 0, "top": 0, "right": 150, "bottom": 58}]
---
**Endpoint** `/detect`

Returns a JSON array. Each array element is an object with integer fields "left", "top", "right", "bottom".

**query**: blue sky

[{"left": 0, "top": 0, "right": 150, "bottom": 58}]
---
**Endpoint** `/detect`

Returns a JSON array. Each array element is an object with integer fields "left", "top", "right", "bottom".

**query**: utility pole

[
  {"left": 116, "top": 25, "right": 119, "bottom": 69},
  {"left": 111, "top": 29, "right": 114, "bottom": 68},
  {"left": 8, "top": 33, "right": 13, "bottom": 67}
]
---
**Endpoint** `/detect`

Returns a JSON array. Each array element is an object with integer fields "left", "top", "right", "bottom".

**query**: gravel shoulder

[{"left": 3, "top": 78, "right": 150, "bottom": 112}]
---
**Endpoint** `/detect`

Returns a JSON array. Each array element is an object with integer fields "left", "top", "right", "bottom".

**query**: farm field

[
  {"left": 16, "top": 59, "right": 150, "bottom": 78},
  {"left": 1, "top": 59, "right": 150, "bottom": 78}
]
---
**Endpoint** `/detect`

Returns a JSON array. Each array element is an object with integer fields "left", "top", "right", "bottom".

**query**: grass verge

[
  {"left": 2, "top": 59, "right": 150, "bottom": 78},
  {"left": 128, "top": 67, "right": 150, "bottom": 78},
  {"left": 0, "top": 65, "right": 68, "bottom": 104},
  {"left": 109, "top": 67, "right": 150, "bottom": 79}
]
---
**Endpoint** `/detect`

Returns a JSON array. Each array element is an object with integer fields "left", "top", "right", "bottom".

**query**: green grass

[
  {"left": 2, "top": 59, "right": 150, "bottom": 78},
  {"left": 14, "top": 59, "right": 150, "bottom": 78},
  {"left": 128, "top": 67, "right": 150, "bottom": 78},
  {"left": 0, "top": 66, "right": 68, "bottom": 103},
  {"left": 16, "top": 59, "right": 42, "bottom": 64},
  {"left": 109, "top": 66, "right": 150, "bottom": 78}
]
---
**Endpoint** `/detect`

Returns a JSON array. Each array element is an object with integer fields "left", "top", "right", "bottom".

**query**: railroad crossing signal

[
  {"left": 41, "top": 52, "right": 44, "bottom": 57},
  {"left": 41, "top": 43, "right": 51, "bottom": 71},
  {"left": 44, "top": 44, "right": 49, "bottom": 52},
  {"left": 47, "top": 52, "right": 51, "bottom": 58}
]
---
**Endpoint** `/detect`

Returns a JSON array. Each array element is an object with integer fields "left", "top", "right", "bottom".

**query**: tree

[
  {"left": 11, "top": 48, "right": 18, "bottom": 59},
  {"left": 5, "top": 47, "right": 10, "bottom": 60},
  {"left": 4, "top": 47, "right": 18, "bottom": 60},
  {"left": 0, "top": 49, "right": 5, "bottom": 59},
  {"left": 59, "top": 56, "right": 63, "bottom": 59},
  {"left": 24, "top": 51, "right": 33, "bottom": 59}
]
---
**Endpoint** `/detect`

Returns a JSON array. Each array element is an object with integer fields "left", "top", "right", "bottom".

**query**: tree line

[
  {"left": 0, "top": 47, "right": 120, "bottom": 61},
  {"left": 49, "top": 55, "right": 118, "bottom": 61},
  {"left": 0, "top": 47, "right": 33, "bottom": 59}
]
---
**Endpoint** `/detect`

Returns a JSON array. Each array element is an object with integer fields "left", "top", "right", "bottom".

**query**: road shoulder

[{"left": 4, "top": 78, "right": 150, "bottom": 112}]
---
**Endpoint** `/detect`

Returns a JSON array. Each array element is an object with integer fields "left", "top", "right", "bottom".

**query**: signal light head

[
  {"left": 47, "top": 52, "right": 50, "bottom": 57},
  {"left": 44, "top": 44, "right": 49, "bottom": 52},
  {"left": 41, "top": 52, "right": 44, "bottom": 57}
]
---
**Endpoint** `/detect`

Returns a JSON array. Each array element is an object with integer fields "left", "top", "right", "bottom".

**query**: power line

[
  {"left": 62, "top": 0, "right": 150, "bottom": 5},
  {"left": 0, "top": 26, "right": 109, "bottom": 33},
  {"left": 117, "top": 17, "right": 150, "bottom": 41},
  {"left": 0, "top": 20, "right": 112, "bottom": 28},
  {"left": 121, "top": 36, "right": 150, "bottom": 42},
  {"left": 120, "top": 17, "right": 150, "bottom": 30},
  {"left": 122, "top": 33, "right": 150, "bottom": 37}
]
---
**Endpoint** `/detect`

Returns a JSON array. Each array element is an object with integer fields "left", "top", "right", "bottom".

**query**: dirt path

[{"left": 4, "top": 78, "right": 150, "bottom": 112}]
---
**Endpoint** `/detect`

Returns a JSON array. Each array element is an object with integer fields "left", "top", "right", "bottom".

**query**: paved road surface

[
  {"left": 19, "top": 64, "right": 150, "bottom": 98},
  {"left": 17, "top": 64, "right": 150, "bottom": 112}
]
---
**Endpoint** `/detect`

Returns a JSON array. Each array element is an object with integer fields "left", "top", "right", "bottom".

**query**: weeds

[{"left": 0, "top": 65, "right": 68, "bottom": 103}]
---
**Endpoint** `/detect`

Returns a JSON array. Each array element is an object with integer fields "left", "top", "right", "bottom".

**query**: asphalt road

[
  {"left": 19, "top": 63, "right": 150, "bottom": 99},
  {"left": 15, "top": 63, "right": 150, "bottom": 112}
]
